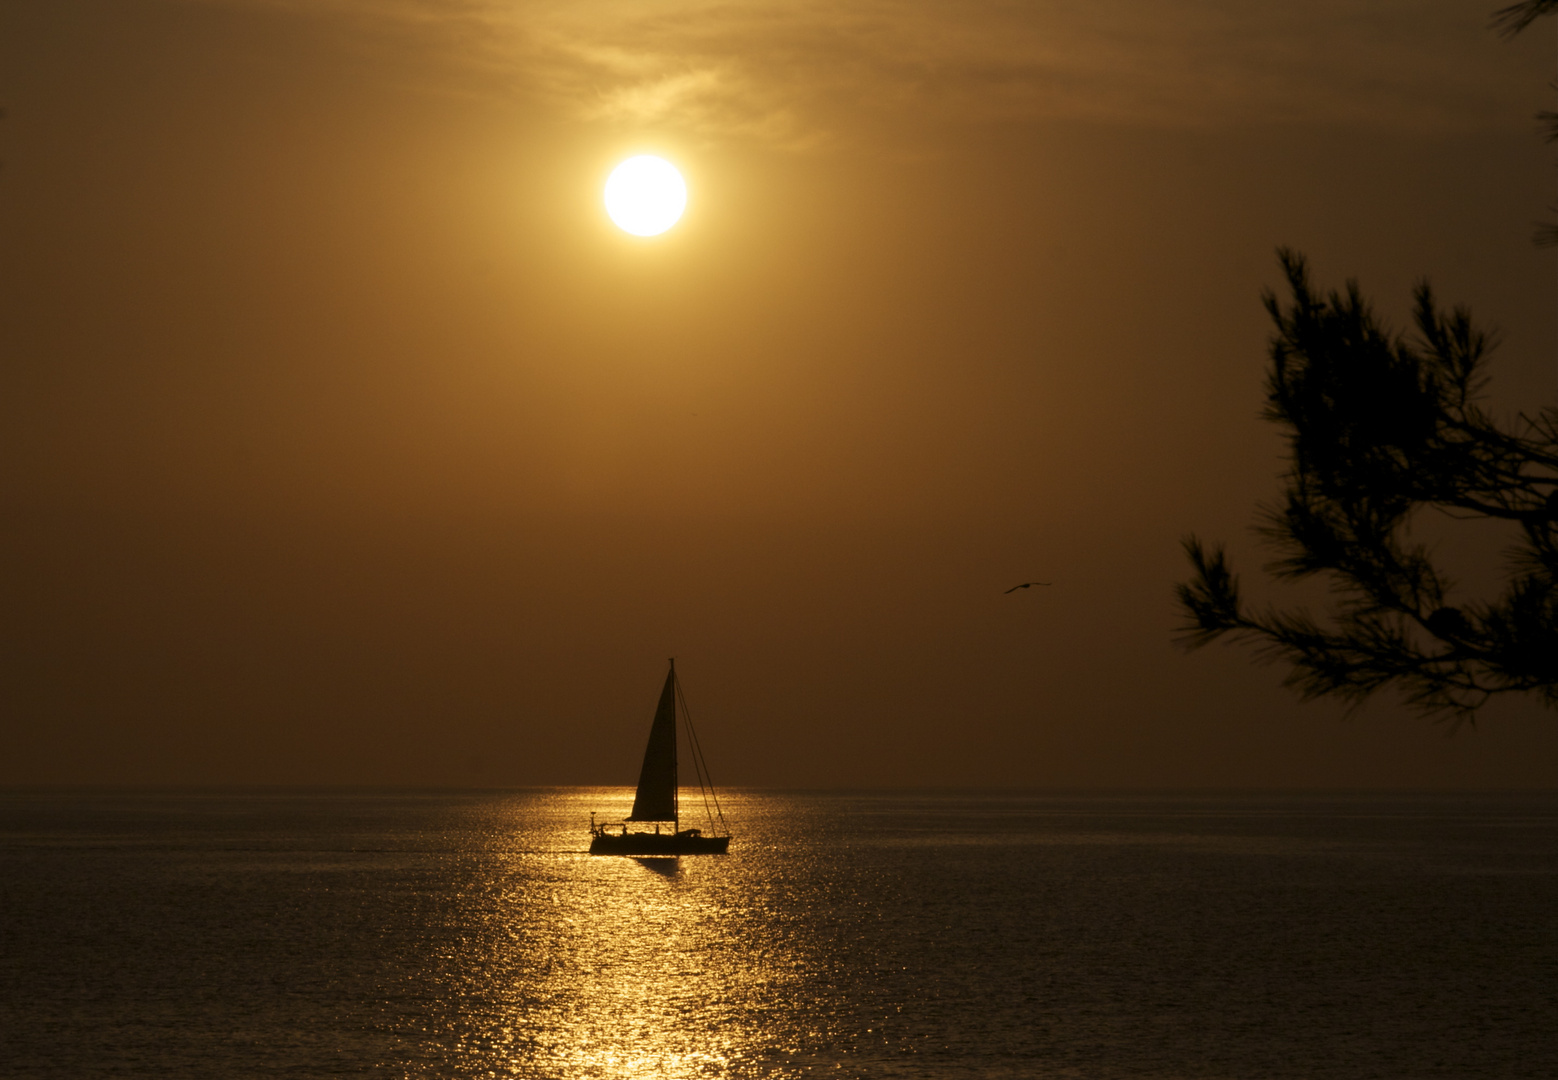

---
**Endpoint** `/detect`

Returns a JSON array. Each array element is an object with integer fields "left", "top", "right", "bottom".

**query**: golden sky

[{"left": 2, "top": 0, "right": 1555, "bottom": 787}]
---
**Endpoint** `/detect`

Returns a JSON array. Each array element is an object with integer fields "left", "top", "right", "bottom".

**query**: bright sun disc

[{"left": 604, "top": 156, "right": 687, "bottom": 236}]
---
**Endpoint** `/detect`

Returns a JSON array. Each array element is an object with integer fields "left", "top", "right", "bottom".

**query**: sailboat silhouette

[{"left": 589, "top": 659, "right": 731, "bottom": 855}]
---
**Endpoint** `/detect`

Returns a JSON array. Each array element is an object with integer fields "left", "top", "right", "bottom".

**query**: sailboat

[{"left": 589, "top": 659, "right": 731, "bottom": 855}]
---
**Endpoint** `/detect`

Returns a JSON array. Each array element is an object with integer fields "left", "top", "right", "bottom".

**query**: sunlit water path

[{"left": 3, "top": 790, "right": 1555, "bottom": 1078}]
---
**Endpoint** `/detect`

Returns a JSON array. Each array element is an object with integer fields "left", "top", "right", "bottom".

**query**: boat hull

[{"left": 589, "top": 831, "right": 730, "bottom": 856}]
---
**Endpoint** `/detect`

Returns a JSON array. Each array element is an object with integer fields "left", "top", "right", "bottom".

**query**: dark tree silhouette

[
  {"left": 1492, "top": 0, "right": 1558, "bottom": 35},
  {"left": 1176, "top": 4, "right": 1558, "bottom": 722},
  {"left": 1177, "top": 252, "right": 1558, "bottom": 721},
  {"left": 1494, "top": 0, "right": 1558, "bottom": 244}
]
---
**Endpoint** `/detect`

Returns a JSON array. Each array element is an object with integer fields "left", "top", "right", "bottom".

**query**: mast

[{"left": 672, "top": 658, "right": 679, "bottom": 834}]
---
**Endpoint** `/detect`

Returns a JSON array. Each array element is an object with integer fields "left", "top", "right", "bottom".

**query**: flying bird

[{"left": 1003, "top": 581, "right": 1051, "bottom": 593}]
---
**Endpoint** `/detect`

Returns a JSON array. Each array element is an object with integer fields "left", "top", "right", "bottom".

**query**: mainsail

[{"left": 628, "top": 663, "right": 678, "bottom": 821}]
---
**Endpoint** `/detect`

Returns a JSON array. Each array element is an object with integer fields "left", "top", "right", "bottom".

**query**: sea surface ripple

[{"left": 2, "top": 789, "right": 1556, "bottom": 1078}]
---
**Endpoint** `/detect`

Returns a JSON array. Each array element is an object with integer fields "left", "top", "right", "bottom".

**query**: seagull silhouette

[{"left": 1003, "top": 581, "right": 1052, "bottom": 593}]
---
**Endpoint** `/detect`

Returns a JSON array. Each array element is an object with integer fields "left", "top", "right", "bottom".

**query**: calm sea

[{"left": 2, "top": 790, "right": 1555, "bottom": 1078}]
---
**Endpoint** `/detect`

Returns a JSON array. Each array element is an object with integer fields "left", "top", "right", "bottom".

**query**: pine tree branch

[{"left": 1177, "top": 253, "right": 1558, "bottom": 722}]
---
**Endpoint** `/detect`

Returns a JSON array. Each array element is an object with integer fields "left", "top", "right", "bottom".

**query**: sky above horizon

[{"left": 3, "top": 0, "right": 1557, "bottom": 788}]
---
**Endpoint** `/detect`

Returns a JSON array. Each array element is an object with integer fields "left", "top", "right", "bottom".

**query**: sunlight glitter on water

[{"left": 380, "top": 790, "right": 839, "bottom": 1079}]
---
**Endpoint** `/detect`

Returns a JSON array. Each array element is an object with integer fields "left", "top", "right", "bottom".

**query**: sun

[{"left": 604, "top": 156, "right": 687, "bottom": 237}]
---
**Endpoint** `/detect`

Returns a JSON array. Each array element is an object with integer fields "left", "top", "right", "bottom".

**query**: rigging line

[
  {"left": 678, "top": 681, "right": 728, "bottom": 835},
  {"left": 688, "top": 711, "right": 726, "bottom": 833},
  {"left": 676, "top": 677, "right": 718, "bottom": 832},
  {"left": 675, "top": 677, "right": 726, "bottom": 834}
]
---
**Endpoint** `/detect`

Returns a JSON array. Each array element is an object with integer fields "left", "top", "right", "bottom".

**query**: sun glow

[{"left": 604, "top": 156, "right": 687, "bottom": 236}]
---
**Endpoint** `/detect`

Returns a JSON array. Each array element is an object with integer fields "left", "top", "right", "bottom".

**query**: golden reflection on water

[
  {"left": 412, "top": 789, "right": 831, "bottom": 1080},
  {"left": 533, "top": 855, "right": 734, "bottom": 1077}
]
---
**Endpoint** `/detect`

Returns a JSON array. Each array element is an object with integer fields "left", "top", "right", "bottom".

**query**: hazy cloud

[{"left": 182, "top": 0, "right": 1558, "bottom": 147}]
